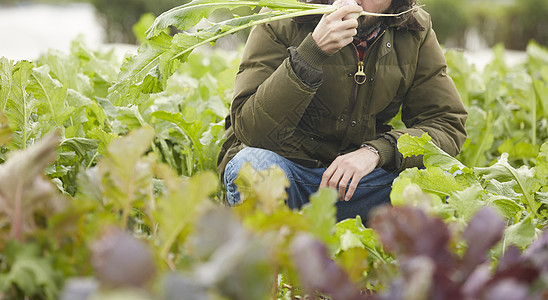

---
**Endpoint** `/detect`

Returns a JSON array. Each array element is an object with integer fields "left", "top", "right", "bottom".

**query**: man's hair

[{"left": 294, "top": 0, "right": 424, "bottom": 30}]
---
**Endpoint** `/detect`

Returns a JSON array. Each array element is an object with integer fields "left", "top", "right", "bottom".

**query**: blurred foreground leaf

[{"left": 0, "top": 132, "right": 64, "bottom": 240}]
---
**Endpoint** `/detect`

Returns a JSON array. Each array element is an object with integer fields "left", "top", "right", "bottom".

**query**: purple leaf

[
  {"left": 523, "top": 228, "right": 548, "bottom": 273},
  {"left": 496, "top": 246, "right": 522, "bottom": 272},
  {"left": 91, "top": 227, "right": 156, "bottom": 288},
  {"left": 369, "top": 206, "right": 454, "bottom": 267},
  {"left": 462, "top": 264, "right": 492, "bottom": 299},
  {"left": 290, "top": 233, "right": 365, "bottom": 300},
  {"left": 460, "top": 207, "right": 505, "bottom": 277},
  {"left": 482, "top": 279, "right": 530, "bottom": 300}
]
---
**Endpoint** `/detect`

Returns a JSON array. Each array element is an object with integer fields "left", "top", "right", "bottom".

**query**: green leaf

[
  {"left": 151, "top": 110, "right": 205, "bottom": 171},
  {"left": 133, "top": 13, "right": 159, "bottom": 44},
  {"left": 475, "top": 153, "right": 541, "bottom": 217},
  {"left": 398, "top": 133, "right": 470, "bottom": 172},
  {"left": 146, "top": 0, "right": 317, "bottom": 39},
  {"left": 392, "top": 167, "right": 462, "bottom": 201},
  {"left": 397, "top": 132, "right": 431, "bottom": 157},
  {"left": 37, "top": 49, "right": 93, "bottom": 97},
  {"left": 112, "top": 0, "right": 334, "bottom": 102},
  {"left": 109, "top": 33, "right": 174, "bottom": 106},
  {"left": 536, "top": 192, "right": 548, "bottom": 205},
  {"left": 0, "top": 110, "right": 12, "bottom": 146},
  {"left": 447, "top": 184, "right": 484, "bottom": 220},
  {"left": 234, "top": 163, "right": 290, "bottom": 215},
  {"left": 59, "top": 137, "right": 100, "bottom": 159},
  {"left": 534, "top": 79, "right": 548, "bottom": 126},
  {"left": 153, "top": 165, "right": 218, "bottom": 262},
  {"left": 497, "top": 139, "right": 539, "bottom": 160},
  {"left": 86, "top": 127, "right": 117, "bottom": 156},
  {"left": 502, "top": 215, "right": 537, "bottom": 250},
  {"left": 535, "top": 142, "right": 548, "bottom": 190},
  {"left": 97, "top": 126, "right": 155, "bottom": 227},
  {"left": 27, "top": 65, "right": 73, "bottom": 127},
  {"left": 483, "top": 178, "right": 525, "bottom": 219},
  {"left": 0, "top": 241, "right": 61, "bottom": 300},
  {"left": 5, "top": 61, "right": 38, "bottom": 150},
  {"left": 0, "top": 57, "right": 15, "bottom": 111},
  {"left": 486, "top": 196, "right": 524, "bottom": 220},
  {"left": 147, "top": 0, "right": 255, "bottom": 38},
  {"left": 457, "top": 107, "right": 495, "bottom": 168},
  {"left": 390, "top": 176, "right": 440, "bottom": 207},
  {"left": 335, "top": 216, "right": 381, "bottom": 254},
  {"left": 302, "top": 188, "right": 337, "bottom": 247},
  {"left": 485, "top": 179, "right": 522, "bottom": 199},
  {"left": 338, "top": 229, "right": 364, "bottom": 251}
]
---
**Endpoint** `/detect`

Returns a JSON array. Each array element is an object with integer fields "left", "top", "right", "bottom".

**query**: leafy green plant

[
  {"left": 447, "top": 43, "right": 548, "bottom": 168},
  {"left": 1, "top": 1, "right": 548, "bottom": 299}
]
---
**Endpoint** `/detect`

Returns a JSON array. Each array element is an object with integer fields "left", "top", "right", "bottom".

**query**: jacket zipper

[
  {"left": 347, "top": 29, "right": 387, "bottom": 124},
  {"left": 340, "top": 30, "right": 387, "bottom": 151}
]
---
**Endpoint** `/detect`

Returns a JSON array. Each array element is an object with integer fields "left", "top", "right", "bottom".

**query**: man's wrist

[{"left": 360, "top": 143, "right": 380, "bottom": 166}]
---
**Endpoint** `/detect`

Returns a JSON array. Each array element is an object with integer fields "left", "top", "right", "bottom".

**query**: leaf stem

[
  {"left": 122, "top": 169, "right": 136, "bottom": 229},
  {"left": 12, "top": 179, "right": 23, "bottom": 241},
  {"left": 360, "top": 4, "right": 425, "bottom": 17},
  {"left": 171, "top": 6, "right": 335, "bottom": 61},
  {"left": 173, "top": 4, "right": 426, "bottom": 62},
  {"left": 31, "top": 73, "right": 56, "bottom": 122},
  {"left": 470, "top": 112, "right": 493, "bottom": 167}
]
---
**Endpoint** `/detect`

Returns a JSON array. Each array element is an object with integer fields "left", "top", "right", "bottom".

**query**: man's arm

[
  {"left": 321, "top": 13, "right": 467, "bottom": 201},
  {"left": 231, "top": 5, "right": 362, "bottom": 150},
  {"left": 368, "top": 17, "right": 468, "bottom": 172}
]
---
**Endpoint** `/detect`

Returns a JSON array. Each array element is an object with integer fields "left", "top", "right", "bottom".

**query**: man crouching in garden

[{"left": 217, "top": 0, "right": 467, "bottom": 223}]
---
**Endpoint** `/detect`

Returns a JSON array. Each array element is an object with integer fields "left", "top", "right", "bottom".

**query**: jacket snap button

[
  {"left": 351, "top": 121, "right": 357, "bottom": 127},
  {"left": 339, "top": 118, "right": 345, "bottom": 123},
  {"left": 387, "top": 42, "right": 392, "bottom": 48}
]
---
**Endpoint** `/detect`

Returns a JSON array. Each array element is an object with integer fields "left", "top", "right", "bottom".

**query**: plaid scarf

[{"left": 353, "top": 25, "right": 383, "bottom": 61}]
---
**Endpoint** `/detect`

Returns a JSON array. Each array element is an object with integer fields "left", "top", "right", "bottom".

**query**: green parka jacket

[{"left": 217, "top": 8, "right": 467, "bottom": 177}]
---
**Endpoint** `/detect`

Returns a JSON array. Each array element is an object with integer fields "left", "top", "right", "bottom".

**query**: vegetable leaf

[
  {"left": 0, "top": 110, "right": 12, "bottom": 146},
  {"left": 97, "top": 126, "right": 155, "bottom": 227},
  {"left": 0, "top": 57, "right": 14, "bottom": 111},
  {"left": 153, "top": 164, "right": 219, "bottom": 264},
  {"left": 475, "top": 153, "right": 540, "bottom": 217},
  {"left": 27, "top": 65, "right": 72, "bottom": 127},
  {"left": 5, "top": 61, "right": 38, "bottom": 150},
  {"left": 0, "top": 132, "right": 64, "bottom": 240}
]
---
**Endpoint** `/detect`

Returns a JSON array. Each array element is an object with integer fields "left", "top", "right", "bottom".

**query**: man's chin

[{"left": 356, "top": 17, "right": 382, "bottom": 38}]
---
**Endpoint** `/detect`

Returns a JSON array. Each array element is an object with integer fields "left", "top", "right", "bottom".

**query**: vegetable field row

[{"left": 0, "top": 1, "right": 547, "bottom": 299}]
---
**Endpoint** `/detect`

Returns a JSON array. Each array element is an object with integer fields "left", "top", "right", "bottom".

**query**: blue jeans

[{"left": 224, "top": 147, "right": 399, "bottom": 224}]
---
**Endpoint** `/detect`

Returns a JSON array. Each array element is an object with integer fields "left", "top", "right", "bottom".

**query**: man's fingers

[
  {"left": 338, "top": 174, "right": 352, "bottom": 201},
  {"left": 341, "top": 18, "right": 359, "bottom": 30},
  {"left": 329, "top": 4, "right": 362, "bottom": 21},
  {"left": 328, "top": 168, "right": 344, "bottom": 189},
  {"left": 320, "top": 164, "right": 336, "bottom": 188},
  {"left": 344, "top": 174, "right": 361, "bottom": 201}
]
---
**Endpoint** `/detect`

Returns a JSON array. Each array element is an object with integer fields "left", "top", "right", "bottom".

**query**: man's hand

[
  {"left": 312, "top": 4, "right": 363, "bottom": 55},
  {"left": 320, "top": 147, "right": 380, "bottom": 201}
]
